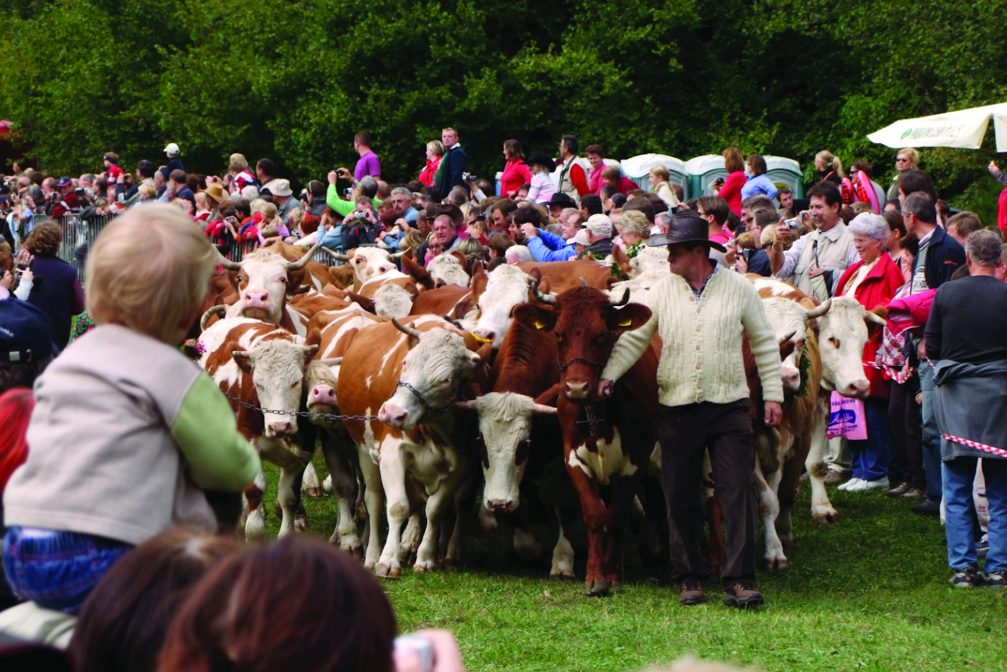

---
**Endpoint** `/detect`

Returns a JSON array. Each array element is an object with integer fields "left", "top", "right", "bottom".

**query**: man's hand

[
  {"left": 597, "top": 378, "right": 614, "bottom": 398},
  {"left": 807, "top": 264, "right": 824, "bottom": 278},
  {"left": 764, "top": 401, "right": 782, "bottom": 427},
  {"left": 520, "top": 223, "right": 539, "bottom": 239},
  {"left": 327, "top": 170, "right": 338, "bottom": 185}
]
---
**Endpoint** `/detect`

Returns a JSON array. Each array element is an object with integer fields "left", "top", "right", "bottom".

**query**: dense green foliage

[
  {"left": 1, "top": 0, "right": 1005, "bottom": 219},
  {"left": 267, "top": 458, "right": 1007, "bottom": 671}
]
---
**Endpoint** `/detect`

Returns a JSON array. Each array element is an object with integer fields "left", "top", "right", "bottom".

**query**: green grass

[{"left": 264, "top": 460, "right": 1007, "bottom": 671}]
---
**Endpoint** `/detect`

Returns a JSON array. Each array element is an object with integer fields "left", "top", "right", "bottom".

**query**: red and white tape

[{"left": 941, "top": 434, "right": 1007, "bottom": 459}]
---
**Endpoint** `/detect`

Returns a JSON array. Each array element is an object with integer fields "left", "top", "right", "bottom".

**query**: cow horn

[
  {"left": 284, "top": 243, "right": 319, "bottom": 271},
  {"left": 530, "top": 402, "right": 558, "bottom": 415},
  {"left": 200, "top": 304, "right": 227, "bottom": 331},
  {"left": 610, "top": 288, "right": 630, "bottom": 306},
  {"left": 216, "top": 251, "right": 242, "bottom": 271},
  {"left": 804, "top": 298, "right": 832, "bottom": 320},
  {"left": 392, "top": 318, "right": 423, "bottom": 341},
  {"left": 389, "top": 250, "right": 407, "bottom": 259},
  {"left": 532, "top": 282, "right": 556, "bottom": 304},
  {"left": 454, "top": 399, "right": 477, "bottom": 410},
  {"left": 317, "top": 357, "right": 343, "bottom": 366},
  {"left": 320, "top": 247, "right": 351, "bottom": 262},
  {"left": 578, "top": 277, "right": 588, "bottom": 287},
  {"left": 865, "top": 310, "right": 887, "bottom": 327}
]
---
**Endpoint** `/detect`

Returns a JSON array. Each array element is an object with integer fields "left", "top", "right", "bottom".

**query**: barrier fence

[{"left": 42, "top": 213, "right": 338, "bottom": 283}]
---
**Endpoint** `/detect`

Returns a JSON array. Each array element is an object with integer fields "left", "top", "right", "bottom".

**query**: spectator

[
  {"left": 417, "top": 214, "right": 461, "bottom": 265},
  {"left": 695, "top": 195, "right": 733, "bottom": 248},
  {"left": 769, "top": 182, "right": 858, "bottom": 302},
  {"left": 849, "top": 160, "right": 885, "bottom": 213},
  {"left": 159, "top": 143, "right": 184, "bottom": 181},
  {"left": 555, "top": 134, "right": 590, "bottom": 204},
  {"left": 887, "top": 148, "right": 919, "bottom": 200},
  {"left": 740, "top": 154, "right": 778, "bottom": 202},
  {"left": 650, "top": 165, "right": 680, "bottom": 209},
  {"left": 715, "top": 147, "right": 746, "bottom": 216},
  {"left": 580, "top": 194, "right": 603, "bottom": 218},
  {"left": 525, "top": 151, "right": 556, "bottom": 204},
  {"left": 102, "top": 153, "right": 123, "bottom": 189},
  {"left": 20, "top": 223, "right": 83, "bottom": 350},
  {"left": 2, "top": 205, "right": 260, "bottom": 615},
  {"left": 390, "top": 187, "right": 419, "bottom": 225},
  {"left": 926, "top": 229, "right": 1007, "bottom": 588},
  {"left": 437, "top": 127, "right": 468, "bottom": 199},
  {"left": 814, "top": 150, "right": 844, "bottom": 187},
  {"left": 418, "top": 140, "right": 444, "bottom": 188},
  {"left": 68, "top": 529, "right": 242, "bottom": 672},
  {"left": 834, "top": 213, "right": 905, "bottom": 492},
  {"left": 578, "top": 214, "right": 614, "bottom": 259},
  {"left": 499, "top": 139, "right": 532, "bottom": 198},
  {"left": 256, "top": 157, "right": 277, "bottom": 193},
  {"left": 546, "top": 192, "right": 577, "bottom": 220},
  {"left": 504, "top": 244, "right": 532, "bottom": 264},
  {"left": 945, "top": 211, "right": 983, "bottom": 247},
  {"left": 585, "top": 144, "right": 607, "bottom": 196},
  {"left": 988, "top": 160, "right": 1007, "bottom": 237},
  {"left": 601, "top": 165, "right": 639, "bottom": 196},
  {"left": 353, "top": 131, "right": 381, "bottom": 181},
  {"left": 613, "top": 209, "right": 650, "bottom": 254},
  {"left": 227, "top": 153, "right": 257, "bottom": 196}
]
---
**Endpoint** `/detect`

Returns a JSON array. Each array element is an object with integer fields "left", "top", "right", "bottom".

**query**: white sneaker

[
  {"left": 862, "top": 477, "right": 891, "bottom": 491},
  {"left": 838, "top": 478, "right": 865, "bottom": 491}
]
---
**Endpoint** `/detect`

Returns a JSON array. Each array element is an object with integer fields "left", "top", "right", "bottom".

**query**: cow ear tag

[
  {"left": 618, "top": 319, "right": 632, "bottom": 327},
  {"left": 534, "top": 320, "right": 545, "bottom": 330}
]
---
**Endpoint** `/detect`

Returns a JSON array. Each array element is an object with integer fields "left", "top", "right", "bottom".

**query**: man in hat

[
  {"left": 579, "top": 213, "right": 614, "bottom": 259},
  {"left": 49, "top": 178, "right": 80, "bottom": 220},
  {"left": 159, "top": 142, "right": 185, "bottom": 180},
  {"left": 597, "top": 211, "right": 783, "bottom": 609},
  {"left": 268, "top": 179, "right": 297, "bottom": 225},
  {"left": 547, "top": 192, "right": 577, "bottom": 220}
]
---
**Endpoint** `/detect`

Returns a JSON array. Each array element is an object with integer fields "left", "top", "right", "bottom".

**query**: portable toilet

[
  {"left": 684, "top": 155, "right": 727, "bottom": 199},
  {"left": 620, "top": 154, "right": 686, "bottom": 194},
  {"left": 763, "top": 156, "right": 803, "bottom": 198}
]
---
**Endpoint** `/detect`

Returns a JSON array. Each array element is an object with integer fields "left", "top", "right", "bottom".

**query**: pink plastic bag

[{"left": 826, "top": 391, "right": 867, "bottom": 440}]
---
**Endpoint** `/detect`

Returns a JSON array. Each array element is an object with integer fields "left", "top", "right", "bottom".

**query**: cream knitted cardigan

[{"left": 602, "top": 268, "right": 784, "bottom": 407}]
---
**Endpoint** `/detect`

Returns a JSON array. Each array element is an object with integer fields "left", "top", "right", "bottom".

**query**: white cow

[{"left": 219, "top": 245, "right": 317, "bottom": 336}]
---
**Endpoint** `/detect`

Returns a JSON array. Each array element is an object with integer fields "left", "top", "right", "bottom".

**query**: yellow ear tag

[
  {"left": 534, "top": 320, "right": 545, "bottom": 330},
  {"left": 618, "top": 319, "right": 632, "bottom": 327}
]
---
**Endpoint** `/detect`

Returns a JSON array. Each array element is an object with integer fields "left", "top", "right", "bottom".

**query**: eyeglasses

[{"left": 895, "top": 157, "right": 910, "bottom": 163}]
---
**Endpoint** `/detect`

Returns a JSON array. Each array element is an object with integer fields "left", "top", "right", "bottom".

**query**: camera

[
  {"left": 783, "top": 216, "right": 801, "bottom": 230},
  {"left": 462, "top": 172, "right": 476, "bottom": 182},
  {"left": 354, "top": 212, "right": 367, "bottom": 220}
]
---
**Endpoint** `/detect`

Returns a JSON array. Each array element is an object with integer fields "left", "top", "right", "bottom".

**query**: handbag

[{"left": 826, "top": 391, "right": 868, "bottom": 440}]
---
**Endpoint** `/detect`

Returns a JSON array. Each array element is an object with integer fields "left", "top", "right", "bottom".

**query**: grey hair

[
  {"left": 616, "top": 210, "right": 651, "bottom": 238},
  {"left": 849, "top": 213, "right": 890, "bottom": 245},
  {"left": 359, "top": 177, "right": 378, "bottom": 198},
  {"left": 966, "top": 229, "right": 1004, "bottom": 267},
  {"left": 390, "top": 186, "right": 411, "bottom": 199}
]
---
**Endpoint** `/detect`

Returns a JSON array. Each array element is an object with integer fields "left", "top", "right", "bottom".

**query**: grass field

[{"left": 264, "top": 460, "right": 1007, "bottom": 672}]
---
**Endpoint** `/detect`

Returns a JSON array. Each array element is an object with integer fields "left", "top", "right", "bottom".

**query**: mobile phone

[{"left": 394, "top": 635, "right": 434, "bottom": 672}]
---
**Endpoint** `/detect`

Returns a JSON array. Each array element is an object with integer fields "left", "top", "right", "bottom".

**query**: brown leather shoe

[
  {"left": 724, "top": 583, "right": 764, "bottom": 608},
  {"left": 679, "top": 580, "right": 707, "bottom": 606}
]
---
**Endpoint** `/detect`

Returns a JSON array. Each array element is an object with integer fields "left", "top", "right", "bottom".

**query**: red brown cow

[
  {"left": 514, "top": 287, "right": 655, "bottom": 596},
  {"left": 517, "top": 260, "right": 613, "bottom": 293},
  {"left": 337, "top": 315, "right": 488, "bottom": 575}
]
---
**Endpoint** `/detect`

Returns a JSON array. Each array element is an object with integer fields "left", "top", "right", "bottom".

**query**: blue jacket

[
  {"left": 527, "top": 229, "right": 576, "bottom": 262},
  {"left": 741, "top": 174, "right": 778, "bottom": 201},
  {"left": 438, "top": 145, "right": 469, "bottom": 199},
  {"left": 914, "top": 225, "right": 965, "bottom": 290}
]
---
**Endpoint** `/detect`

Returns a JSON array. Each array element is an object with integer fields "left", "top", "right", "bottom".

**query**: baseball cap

[
  {"left": 585, "top": 214, "right": 612, "bottom": 239},
  {"left": 163, "top": 142, "right": 180, "bottom": 156},
  {"left": 571, "top": 229, "right": 590, "bottom": 247},
  {"left": 0, "top": 300, "right": 54, "bottom": 363}
]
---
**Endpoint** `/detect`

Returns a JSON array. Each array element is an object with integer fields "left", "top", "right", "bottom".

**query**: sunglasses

[{"left": 895, "top": 157, "right": 910, "bottom": 163}]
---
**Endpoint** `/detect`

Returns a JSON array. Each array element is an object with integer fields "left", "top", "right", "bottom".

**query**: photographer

[{"left": 341, "top": 197, "right": 382, "bottom": 250}]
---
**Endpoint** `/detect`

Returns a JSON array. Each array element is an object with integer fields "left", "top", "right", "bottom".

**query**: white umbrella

[{"left": 867, "top": 102, "right": 1007, "bottom": 152}]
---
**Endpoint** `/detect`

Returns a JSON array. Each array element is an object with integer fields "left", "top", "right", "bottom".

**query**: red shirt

[
  {"left": 499, "top": 159, "right": 532, "bottom": 197},
  {"left": 106, "top": 164, "right": 124, "bottom": 184},
  {"left": 717, "top": 171, "right": 747, "bottom": 216}
]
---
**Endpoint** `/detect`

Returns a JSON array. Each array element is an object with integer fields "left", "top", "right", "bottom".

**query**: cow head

[
  {"left": 232, "top": 338, "right": 319, "bottom": 437},
  {"left": 469, "top": 265, "right": 553, "bottom": 348},
  {"left": 514, "top": 287, "right": 651, "bottom": 401},
  {"left": 323, "top": 247, "right": 401, "bottom": 286},
  {"left": 816, "top": 296, "right": 884, "bottom": 398},
  {"left": 304, "top": 359, "right": 342, "bottom": 415},
  {"left": 377, "top": 320, "right": 482, "bottom": 430},
  {"left": 456, "top": 392, "right": 556, "bottom": 513},
  {"left": 220, "top": 246, "right": 315, "bottom": 324},
  {"left": 761, "top": 297, "right": 831, "bottom": 392},
  {"left": 427, "top": 252, "right": 470, "bottom": 287}
]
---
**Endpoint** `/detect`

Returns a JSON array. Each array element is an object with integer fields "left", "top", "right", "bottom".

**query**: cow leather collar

[{"left": 558, "top": 356, "right": 601, "bottom": 372}]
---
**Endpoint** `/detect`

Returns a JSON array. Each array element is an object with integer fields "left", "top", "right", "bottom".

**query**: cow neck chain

[
  {"left": 576, "top": 402, "right": 606, "bottom": 438},
  {"left": 222, "top": 391, "right": 379, "bottom": 423},
  {"left": 395, "top": 380, "right": 452, "bottom": 415}
]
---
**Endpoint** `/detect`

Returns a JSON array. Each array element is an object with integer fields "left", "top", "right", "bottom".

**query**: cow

[
  {"left": 466, "top": 264, "right": 552, "bottom": 348},
  {"left": 300, "top": 303, "right": 386, "bottom": 556},
  {"left": 337, "top": 316, "right": 487, "bottom": 576},
  {"left": 514, "top": 287, "right": 655, "bottom": 596},
  {"left": 321, "top": 246, "right": 403, "bottom": 287},
  {"left": 455, "top": 301, "right": 583, "bottom": 579},
  {"left": 516, "top": 260, "right": 613, "bottom": 293},
  {"left": 198, "top": 317, "right": 318, "bottom": 539},
  {"left": 217, "top": 244, "right": 318, "bottom": 335},
  {"left": 408, "top": 283, "right": 476, "bottom": 323},
  {"left": 747, "top": 277, "right": 884, "bottom": 568}
]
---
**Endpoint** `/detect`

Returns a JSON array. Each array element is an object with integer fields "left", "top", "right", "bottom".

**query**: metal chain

[{"left": 222, "top": 391, "right": 378, "bottom": 423}]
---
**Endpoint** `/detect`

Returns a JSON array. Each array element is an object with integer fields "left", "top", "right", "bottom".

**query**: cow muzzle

[
  {"left": 309, "top": 384, "right": 337, "bottom": 407},
  {"left": 485, "top": 497, "right": 518, "bottom": 514},
  {"left": 564, "top": 379, "right": 590, "bottom": 400},
  {"left": 377, "top": 402, "right": 409, "bottom": 429},
  {"left": 839, "top": 378, "right": 871, "bottom": 399},
  {"left": 265, "top": 418, "right": 296, "bottom": 437},
  {"left": 781, "top": 366, "right": 801, "bottom": 391},
  {"left": 243, "top": 290, "right": 271, "bottom": 310}
]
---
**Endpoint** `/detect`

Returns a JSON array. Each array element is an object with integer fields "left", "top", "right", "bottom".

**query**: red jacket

[
  {"left": 499, "top": 159, "right": 532, "bottom": 197},
  {"left": 835, "top": 253, "right": 905, "bottom": 398}
]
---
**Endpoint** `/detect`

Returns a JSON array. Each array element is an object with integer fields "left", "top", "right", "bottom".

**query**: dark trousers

[
  {"left": 658, "top": 400, "right": 757, "bottom": 587},
  {"left": 888, "top": 376, "right": 926, "bottom": 489}
]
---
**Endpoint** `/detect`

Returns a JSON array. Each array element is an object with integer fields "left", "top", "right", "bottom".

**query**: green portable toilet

[
  {"left": 764, "top": 156, "right": 803, "bottom": 198},
  {"left": 684, "top": 155, "right": 727, "bottom": 199},
  {"left": 620, "top": 154, "right": 686, "bottom": 194}
]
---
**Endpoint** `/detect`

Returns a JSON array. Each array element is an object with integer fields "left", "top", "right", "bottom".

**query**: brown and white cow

[
  {"left": 337, "top": 316, "right": 486, "bottom": 576},
  {"left": 514, "top": 287, "right": 656, "bottom": 596},
  {"left": 322, "top": 246, "right": 403, "bottom": 287},
  {"left": 198, "top": 317, "right": 318, "bottom": 539},
  {"left": 218, "top": 244, "right": 318, "bottom": 335},
  {"left": 516, "top": 260, "right": 613, "bottom": 293},
  {"left": 747, "top": 277, "right": 884, "bottom": 567},
  {"left": 466, "top": 264, "right": 546, "bottom": 347}
]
